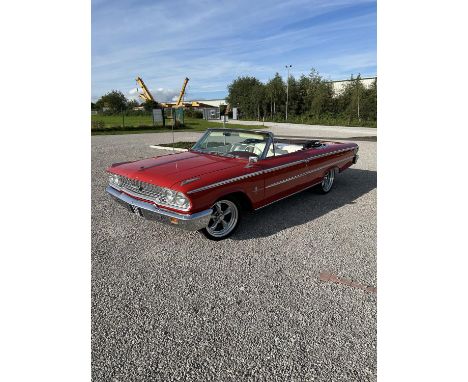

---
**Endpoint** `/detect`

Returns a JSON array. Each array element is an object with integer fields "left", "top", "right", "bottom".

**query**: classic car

[{"left": 106, "top": 128, "right": 359, "bottom": 240}]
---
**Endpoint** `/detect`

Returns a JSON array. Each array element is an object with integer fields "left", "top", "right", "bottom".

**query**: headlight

[
  {"left": 160, "top": 188, "right": 190, "bottom": 210},
  {"left": 165, "top": 188, "right": 176, "bottom": 203},
  {"left": 174, "top": 192, "right": 190, "bottom": 209},
  {"left": 109, "top": 174, "right": 121, "bottom": 187}
]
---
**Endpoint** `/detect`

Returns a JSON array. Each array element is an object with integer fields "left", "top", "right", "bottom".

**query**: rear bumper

[
  {"left": 106, "top": 186, "right": 212, "bottom": 231},
  {"left": 352, "top": 154, "right": 359, "bottom": 164}
]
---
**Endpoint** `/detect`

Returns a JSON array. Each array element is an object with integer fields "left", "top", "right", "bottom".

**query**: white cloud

[
  {"left": 152, "top": 88, "right": 179, "bottom": 102},
  {"left": 126, "top": 86, "right": 179, "bottom": 103},
  {"left": 92, "top": 0, "right": 376, "bottom": 100}
]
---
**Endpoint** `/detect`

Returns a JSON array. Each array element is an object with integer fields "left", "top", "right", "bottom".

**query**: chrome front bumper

[{"left": 106, "top": 186, "right": 212, "bottom": 231}]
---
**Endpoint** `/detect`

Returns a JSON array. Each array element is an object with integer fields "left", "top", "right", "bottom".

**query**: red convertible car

[{"left": 107, "top": 128, "right": 359, "bottom": 240}]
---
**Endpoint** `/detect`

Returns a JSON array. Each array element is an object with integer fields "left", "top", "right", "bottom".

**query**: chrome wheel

[
  {"left": 205, "top": 200, "right": 239, "bottom": 238},
  {"left": 321, "top": 169, "right": 335, "bottom": 192}
]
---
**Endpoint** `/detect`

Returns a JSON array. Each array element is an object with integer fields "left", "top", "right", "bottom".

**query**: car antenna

[{"left": 172, "top": 109, "right": 175, "bottom": 152}]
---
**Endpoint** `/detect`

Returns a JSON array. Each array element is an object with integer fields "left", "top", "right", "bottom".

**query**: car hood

[{"left": 108, "top": 151, "right": 246, "bottom": 190}]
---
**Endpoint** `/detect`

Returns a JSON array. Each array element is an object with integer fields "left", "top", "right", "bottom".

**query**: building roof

[{"left": 326, "top": 76, "right": 377, "bottom": 83}]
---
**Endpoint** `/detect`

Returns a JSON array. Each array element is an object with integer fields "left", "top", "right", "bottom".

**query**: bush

[{"left": 91, "top": 120, "right": 105, "bottom": 129}]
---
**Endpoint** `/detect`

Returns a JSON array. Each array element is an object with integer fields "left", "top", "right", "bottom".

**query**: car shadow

[{"left": 232, "top": 168, "right": 376, "bottom": 240}]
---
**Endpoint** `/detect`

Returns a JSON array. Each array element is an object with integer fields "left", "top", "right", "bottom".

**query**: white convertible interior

[
  {"left": 272, "top": 143, "right": 304, "bottom": 155},
  {"left": 231, "top": 142, "right": 304, "bottom": 157},
  {"left": 253, "top": 142, "right": 304, "bottom": 157},
  {"left": 194, "top": 130, "right": 325, "bottom": 158}
]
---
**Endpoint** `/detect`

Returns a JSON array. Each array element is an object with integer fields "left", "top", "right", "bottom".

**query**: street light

[{"left": 285, "top": 65, "right": 292, "bottom": 120}]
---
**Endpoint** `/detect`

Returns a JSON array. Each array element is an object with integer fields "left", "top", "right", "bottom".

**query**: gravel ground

[{"left": 92, "top": 127, "right": 377, "bottom": 381}]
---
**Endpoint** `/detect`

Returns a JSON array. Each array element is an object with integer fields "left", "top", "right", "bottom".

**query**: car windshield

[{"left": 191, "top": 130, "right": 271, "bottom": 158}]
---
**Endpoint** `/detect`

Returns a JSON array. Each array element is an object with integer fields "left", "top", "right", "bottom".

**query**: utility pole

[
  {"left": 357, "top": 90, "right": 360, "bottom": 121},
  {"left": 355, "top": 75, "right": 361, "bottom": 122},
  {"left": 285, "top": 65, "right": 292, "bottom": 120}
]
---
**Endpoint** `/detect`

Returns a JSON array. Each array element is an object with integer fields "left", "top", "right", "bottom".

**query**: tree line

[
  {"left": 92, "top": 68, "right": 376, "bottom": 127},
  {"left": 227, "top": 69, "right": 377, "bottom": 127},
  {"left": 92, "top": 91, "right": 158, "bottom": 114}
]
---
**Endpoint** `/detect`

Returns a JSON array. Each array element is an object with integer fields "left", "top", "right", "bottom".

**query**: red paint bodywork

[{"left": 107, "top": 140, "right": 358, "bottom": 214}]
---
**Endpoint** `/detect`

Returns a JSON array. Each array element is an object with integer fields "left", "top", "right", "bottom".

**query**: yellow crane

[
  {"left": 135, "top": 76, "right": 155, "bottom": 103},
  {"left": 174, "top": 77, "right": 189, "bottom": 108}
]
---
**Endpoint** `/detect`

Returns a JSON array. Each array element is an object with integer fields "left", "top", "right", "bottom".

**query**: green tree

[
  {"left": 360, "top": 79, "right": 377, "bottom": 121},
  {"left": 227, "top": 76, "right": 265, "bottom": 119},
  {"left": 252, "top": 82, "right": 266, "bottom": 120},
  {"left": 265, "top": 73, "right": 286, "bottom": 117},
  {"left": 126, "top": 99, "right": 140, "bottom": 110},
  {"left": 341, "top": 75, "right": 366, "bottom": 121},
  {"left": 287, "top": 76, "right": 307, "bottom": 117},
  {"left": 95, "top": 90, "right": 128, "bottom": 113},
  {"left": 142, "top": 99, "right": 158, "bottom": 112},
  {"left": 303, "top": 69, "right": 334, "bottom": 118},
  {"left": 225, "top": 69, "right": 376, "bottom": 126}
]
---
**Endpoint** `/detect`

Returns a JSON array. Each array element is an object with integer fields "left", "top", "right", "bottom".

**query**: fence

[
  {"left": 202, "top": 108, "right": 220, "bottom": 120},
  {"left": 91, "top": 108, "right": 187, "bottom": 130}
]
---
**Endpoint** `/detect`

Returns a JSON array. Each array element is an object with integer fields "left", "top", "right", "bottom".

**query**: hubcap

[
  {"left": 322, "top": 169, "right": 335, "bottom": 192},
  {"left": 206, "top": 200, "right": 238, "bottom": 238}
]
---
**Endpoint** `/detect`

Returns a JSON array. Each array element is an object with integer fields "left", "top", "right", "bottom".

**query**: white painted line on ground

[{"left": 149, "top": 145, "right": 188, "bottom": 152}]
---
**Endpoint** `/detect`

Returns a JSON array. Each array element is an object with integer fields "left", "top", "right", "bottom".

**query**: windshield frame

[{"left": 191, "top": 128, "right": 274, "bottom": 160}]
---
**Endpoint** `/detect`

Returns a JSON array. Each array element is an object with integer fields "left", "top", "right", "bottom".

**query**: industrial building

[
  {"left": 328, "top": 76, "right": 377, "bottom": 95},
  {"left": 162, "top": 98, "right": 227, "bottom": 109}
]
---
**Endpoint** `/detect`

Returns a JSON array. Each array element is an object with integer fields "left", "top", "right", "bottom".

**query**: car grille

[{"left": 119, "top": 176, "right": 168, "bottom": 203}]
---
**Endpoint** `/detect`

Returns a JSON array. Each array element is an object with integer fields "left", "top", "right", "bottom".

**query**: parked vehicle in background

[{"left": 106, "top": 129, "right": 359, "bottom": 240}]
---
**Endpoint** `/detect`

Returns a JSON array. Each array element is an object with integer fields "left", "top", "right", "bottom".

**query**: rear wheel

[
  {"left": 200, "top": 198, "right": 241, "bottom": 240},
  {"left": 316, "top": 169, "right": 336, "bottom": 194}
]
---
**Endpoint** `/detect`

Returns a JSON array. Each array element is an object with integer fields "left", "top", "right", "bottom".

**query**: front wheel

[
  {"left": 316, "top": 169, "right": 336, "bottom": 194},
  {"left": 200, "top": 199, "right": 241, "bottom": 240}
]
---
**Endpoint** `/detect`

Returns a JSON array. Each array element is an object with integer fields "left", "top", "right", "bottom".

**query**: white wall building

[
  {"left": 187, "top": 99, "right": 226, "bottom": 107},
  {"left": 328, "top": 76, "right": 377, "bottom": 95}
]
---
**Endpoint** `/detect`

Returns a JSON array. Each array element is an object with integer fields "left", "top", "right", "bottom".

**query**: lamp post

[{"left": 285, "top": 65, "right": 292, "bottom": 120}]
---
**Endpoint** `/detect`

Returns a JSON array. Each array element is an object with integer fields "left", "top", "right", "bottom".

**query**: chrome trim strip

[
  {"left": 255, "top": 181, "right": 323, "bottom": 210},
  {"left": 262, "top": 159, "right": 308, "bottom": 173},
  {"left": 119, "top": 186, "right": 191, "bottom": 212},
  {"left": 187, "top": 147, "right": 356, "bottom": 194},
  {"left": 106, "top": 186, "right": 212, "bottom": 231},
  {"left": 116, "top": 186, "right": 159, "bottom": 204},
  {"left": 265, "top": 156, "right": 353, "bottom": 189},
  {"left": 187, "top": 170, "right": 265, "bottom": 194},
  {"left": 111, "top": 176, "right": 191, "bottom": 211},
  {"left": 180, "top": 177, "right": 200, "bottom": 186},
  {"left": 304, "top": 147, "right": 356, "bottom": 162}
]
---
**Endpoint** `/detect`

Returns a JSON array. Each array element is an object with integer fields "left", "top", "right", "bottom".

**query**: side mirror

[{"left": 246, "top": 156, "right": 258, "bottom": 168}]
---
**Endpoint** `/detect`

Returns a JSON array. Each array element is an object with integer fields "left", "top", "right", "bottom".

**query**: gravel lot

[{"left": 92, "top": 126, "right": 377, "bottom": 381}]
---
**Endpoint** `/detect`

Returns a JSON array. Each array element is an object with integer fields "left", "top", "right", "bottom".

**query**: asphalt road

[
  {"left": 92, "top": 126, "right": 377, "bottom": 381},
  {"left": 212, "top": 119, "right": 377, "bottom": 140}
]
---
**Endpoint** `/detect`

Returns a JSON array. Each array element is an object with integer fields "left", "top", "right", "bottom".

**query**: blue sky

[{"left": 92, "top": 0, "right": 376, "bottom": 102}]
